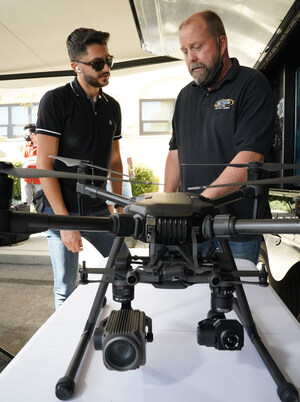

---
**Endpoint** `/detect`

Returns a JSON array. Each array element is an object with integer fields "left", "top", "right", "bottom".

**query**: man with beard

[
  {"left": 164, "top": 11, "right": 276, "bottom": 263},
  {"left": 36, "top": 28, "right": 127, "bottom": 308}
]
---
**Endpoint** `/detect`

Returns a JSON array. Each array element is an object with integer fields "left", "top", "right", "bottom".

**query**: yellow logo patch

[{"left": 214, "top": 99, "right": 234, "bottom": 109}]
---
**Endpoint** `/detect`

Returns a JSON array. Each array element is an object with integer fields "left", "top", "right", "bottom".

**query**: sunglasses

[{"left": 72, "top": 55, "right": 114, "bottom": 71}]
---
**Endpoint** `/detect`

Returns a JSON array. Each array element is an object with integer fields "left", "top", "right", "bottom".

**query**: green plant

[
  {"left": 9, "top": 161, "right": 22, "bottom": 201},
  {"left": 130, "top": 166, "right": 159, "bottom": 197},
  {"left": 268, "top": 195, "right": 294, "bottom": 212}
]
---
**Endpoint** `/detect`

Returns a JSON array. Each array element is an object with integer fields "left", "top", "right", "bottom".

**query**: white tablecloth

[{"left": 0, "top": 259, "right": 299, "bottom": 402}]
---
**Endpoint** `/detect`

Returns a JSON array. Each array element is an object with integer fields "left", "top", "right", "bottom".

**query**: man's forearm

[
  {"left": 110, "top": 140, "right": 123, "bottom": 196},
  {"left": 110, "top": 160, "right": 123, "bottom": 196},
  {"left": 127, "top": 157, "right": 134, "bottom": 171},
  {"left": 40, "top": 177, "right": 69, "bottom": 215},
  {"left": 201, "top": 151, "right": 264, "bottom": 199},
  {"left": 36, "top": 134, "right": 69, "bottom": 215},
  {"left": 164, "top": 150, "right": 181, "bottom": 192}
]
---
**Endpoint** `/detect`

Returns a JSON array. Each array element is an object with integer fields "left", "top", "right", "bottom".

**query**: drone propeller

[
  {"left": 0, "top": 162, "right": 162, "bottom": 186},
  {"left": 49, "top": 155, "right": 130, "bottom": 178},
  {"left": 181, "top": 162, "right": 300, "bottom": 172},
  {"left": 188, "top": 174, "right": 300, "bottom": 191},
  {"left": 1, "top": 162, "right": 116, "bottom": 182}
]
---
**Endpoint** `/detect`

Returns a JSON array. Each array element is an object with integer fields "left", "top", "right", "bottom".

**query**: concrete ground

[
  {"left": 0, "top": 233, "right": 146, "bottom": 373},
  {"left": 0, "top": 234, "right": 54, "bottom": 372},
  {"left": 0, "top": 263, "right": 54, "bottom": 372}
]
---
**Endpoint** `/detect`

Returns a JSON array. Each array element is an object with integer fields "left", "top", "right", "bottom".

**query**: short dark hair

[
  {"left": 180, "top": 10, "right": 226, "bottom": 39},
  {"left": 24, "top": 123, "right": 36, "bottom": 134},
  {"left": 66, "top": 28, "right": 110, "bottom": 61}
]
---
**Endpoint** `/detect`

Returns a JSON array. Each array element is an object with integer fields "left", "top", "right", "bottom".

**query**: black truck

[{"left": 255, "top": 1, "right": 300, "bottom": 320}]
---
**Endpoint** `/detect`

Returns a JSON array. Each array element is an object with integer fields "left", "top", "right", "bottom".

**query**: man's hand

[
  {"left": 129, "top": 169, "right": 135, "bottom": 179},
  {"left": 60, "top": 230, "right": 83, "bottom": 253}
]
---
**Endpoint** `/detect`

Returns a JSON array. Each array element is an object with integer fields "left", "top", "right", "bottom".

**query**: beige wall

[{"left": 106, "top": 61, "right": 190, "bottom": 184}]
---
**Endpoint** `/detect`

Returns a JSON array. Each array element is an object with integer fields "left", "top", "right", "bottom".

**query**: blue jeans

[
  {"left": 44, "top": 206, "right": 127, "bottom": 309},
  {"left": 198, "top": 237, "right": 262, "bottom": 265}
]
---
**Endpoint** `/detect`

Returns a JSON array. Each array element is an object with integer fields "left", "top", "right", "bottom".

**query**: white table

[{"left": 0, "top": 259, "right": 299, "bottom": 402}]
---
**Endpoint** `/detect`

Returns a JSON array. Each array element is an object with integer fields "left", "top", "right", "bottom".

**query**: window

[
  {"left": 0, "top": 103, "right": 39, "bottom": 139},
  {"left": 139, "top": 98, "right": 175, "bottom": 135}
]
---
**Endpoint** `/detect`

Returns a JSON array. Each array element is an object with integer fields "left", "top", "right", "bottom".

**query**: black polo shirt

[
  {"left": 36, "top": 78, "right": 121, "bottom": 212},
  {"left": 169, "top": 58, "right": 276, "bottom": 223}
]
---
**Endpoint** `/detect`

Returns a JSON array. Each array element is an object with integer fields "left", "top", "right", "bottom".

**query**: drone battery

[{"left": 156, "top": 217, "right": 188, "bottom": 242}]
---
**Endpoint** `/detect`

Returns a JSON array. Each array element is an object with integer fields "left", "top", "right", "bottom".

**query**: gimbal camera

[{"left": 0, "top": 160, "right": 299, "bottom": 401}]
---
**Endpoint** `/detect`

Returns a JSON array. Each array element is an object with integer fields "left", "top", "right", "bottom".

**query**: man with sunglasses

[{"left": 36, "top": 28, "right": 128, "bottom": 309}]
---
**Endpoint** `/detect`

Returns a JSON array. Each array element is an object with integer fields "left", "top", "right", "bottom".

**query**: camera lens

[
  {"left": 105, "top": 336, "right": 139, "bottom": 370},
  {"left": 220, "top": 330, "right": 241, "bottom": 350}
]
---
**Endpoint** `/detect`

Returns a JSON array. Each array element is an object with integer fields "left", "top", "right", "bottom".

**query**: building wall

[{"left": 0, "top": 61, "right": 191, "bottom": 185}]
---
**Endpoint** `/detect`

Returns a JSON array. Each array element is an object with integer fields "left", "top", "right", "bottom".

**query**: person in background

[
  {"left": 106, "top": 135, "right": 135, "bottom": 214},
  {"left": 164, "top": 10, "right": 276, "bottom": 264},
  {"left": 21, "top": 124, "right": 42, "bottom": 206},
  {"left": 36, "top": 28, "right": 128, "bottom": 309}
]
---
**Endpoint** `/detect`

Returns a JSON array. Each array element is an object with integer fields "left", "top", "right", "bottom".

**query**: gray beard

[
  {"left": 191, "top": 53, "right": 223, "bottom": 87},
  {"left": 191, "top": 64, "right": 214, "bottom": 86}
]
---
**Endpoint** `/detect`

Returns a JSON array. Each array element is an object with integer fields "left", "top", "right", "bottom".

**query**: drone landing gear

[
  {"left": 233, "top": 285, "right": 299, "bottom": 402},
  {"left": 202, "top": 239, "right": 299, "bottom": 402},
  {"left": 55, "top": 236, "right": 126, "bottom": 400},
  {"left": 0, "top": 346, "right": 14, "bottom": 360}
]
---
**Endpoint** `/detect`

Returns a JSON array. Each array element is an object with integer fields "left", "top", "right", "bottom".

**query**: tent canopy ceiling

[
  {"left": 0, "top": 0, "right": 151, "bottom": 75},
  {"left": 0, "top": 0, "right": 294, "bottom": 80}
]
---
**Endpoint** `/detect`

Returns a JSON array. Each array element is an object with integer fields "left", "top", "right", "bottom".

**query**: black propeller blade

[
  {"left": 0, "top": 161, "right": 163, "bottom": 187},
  {"left": 1, "top": 162, "right": 114, "bottom": 182},
  {"left": 188, "top": 175, "right": 300, "bottom": 191},
  {"left": 181, "top": 162, "right": 300, "bottom": 172},
  {"left": 49, "top": 156, "right": 130, "bottom": 178}
]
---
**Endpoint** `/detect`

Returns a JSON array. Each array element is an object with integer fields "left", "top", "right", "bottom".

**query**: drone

[{"left": 0, "top": 159, "right": 299, "bottom": 402}]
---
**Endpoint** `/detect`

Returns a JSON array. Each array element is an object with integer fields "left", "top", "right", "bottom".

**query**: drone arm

[
  {"left": 233, "top": 218, "right": 300, "bottom": 235},
  {"left": 203, "top": 214, "right": 300, "bottom": 239},
  {"left": 0, "top": 210, "right": 141, "bottom": 238},
  {"left": 212, "top": 187, "right": 255, "bottom": 208},
  {"left": 76, "top": 183, "right": 133, "bottom": 206},
  {"left": 0, "top": 210, "right": 114, "bottom": 234}
]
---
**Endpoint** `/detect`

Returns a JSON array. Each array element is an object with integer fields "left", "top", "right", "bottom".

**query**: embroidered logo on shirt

[{"left": 214, "top": 98, "right": 234, "bottom": 110}]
